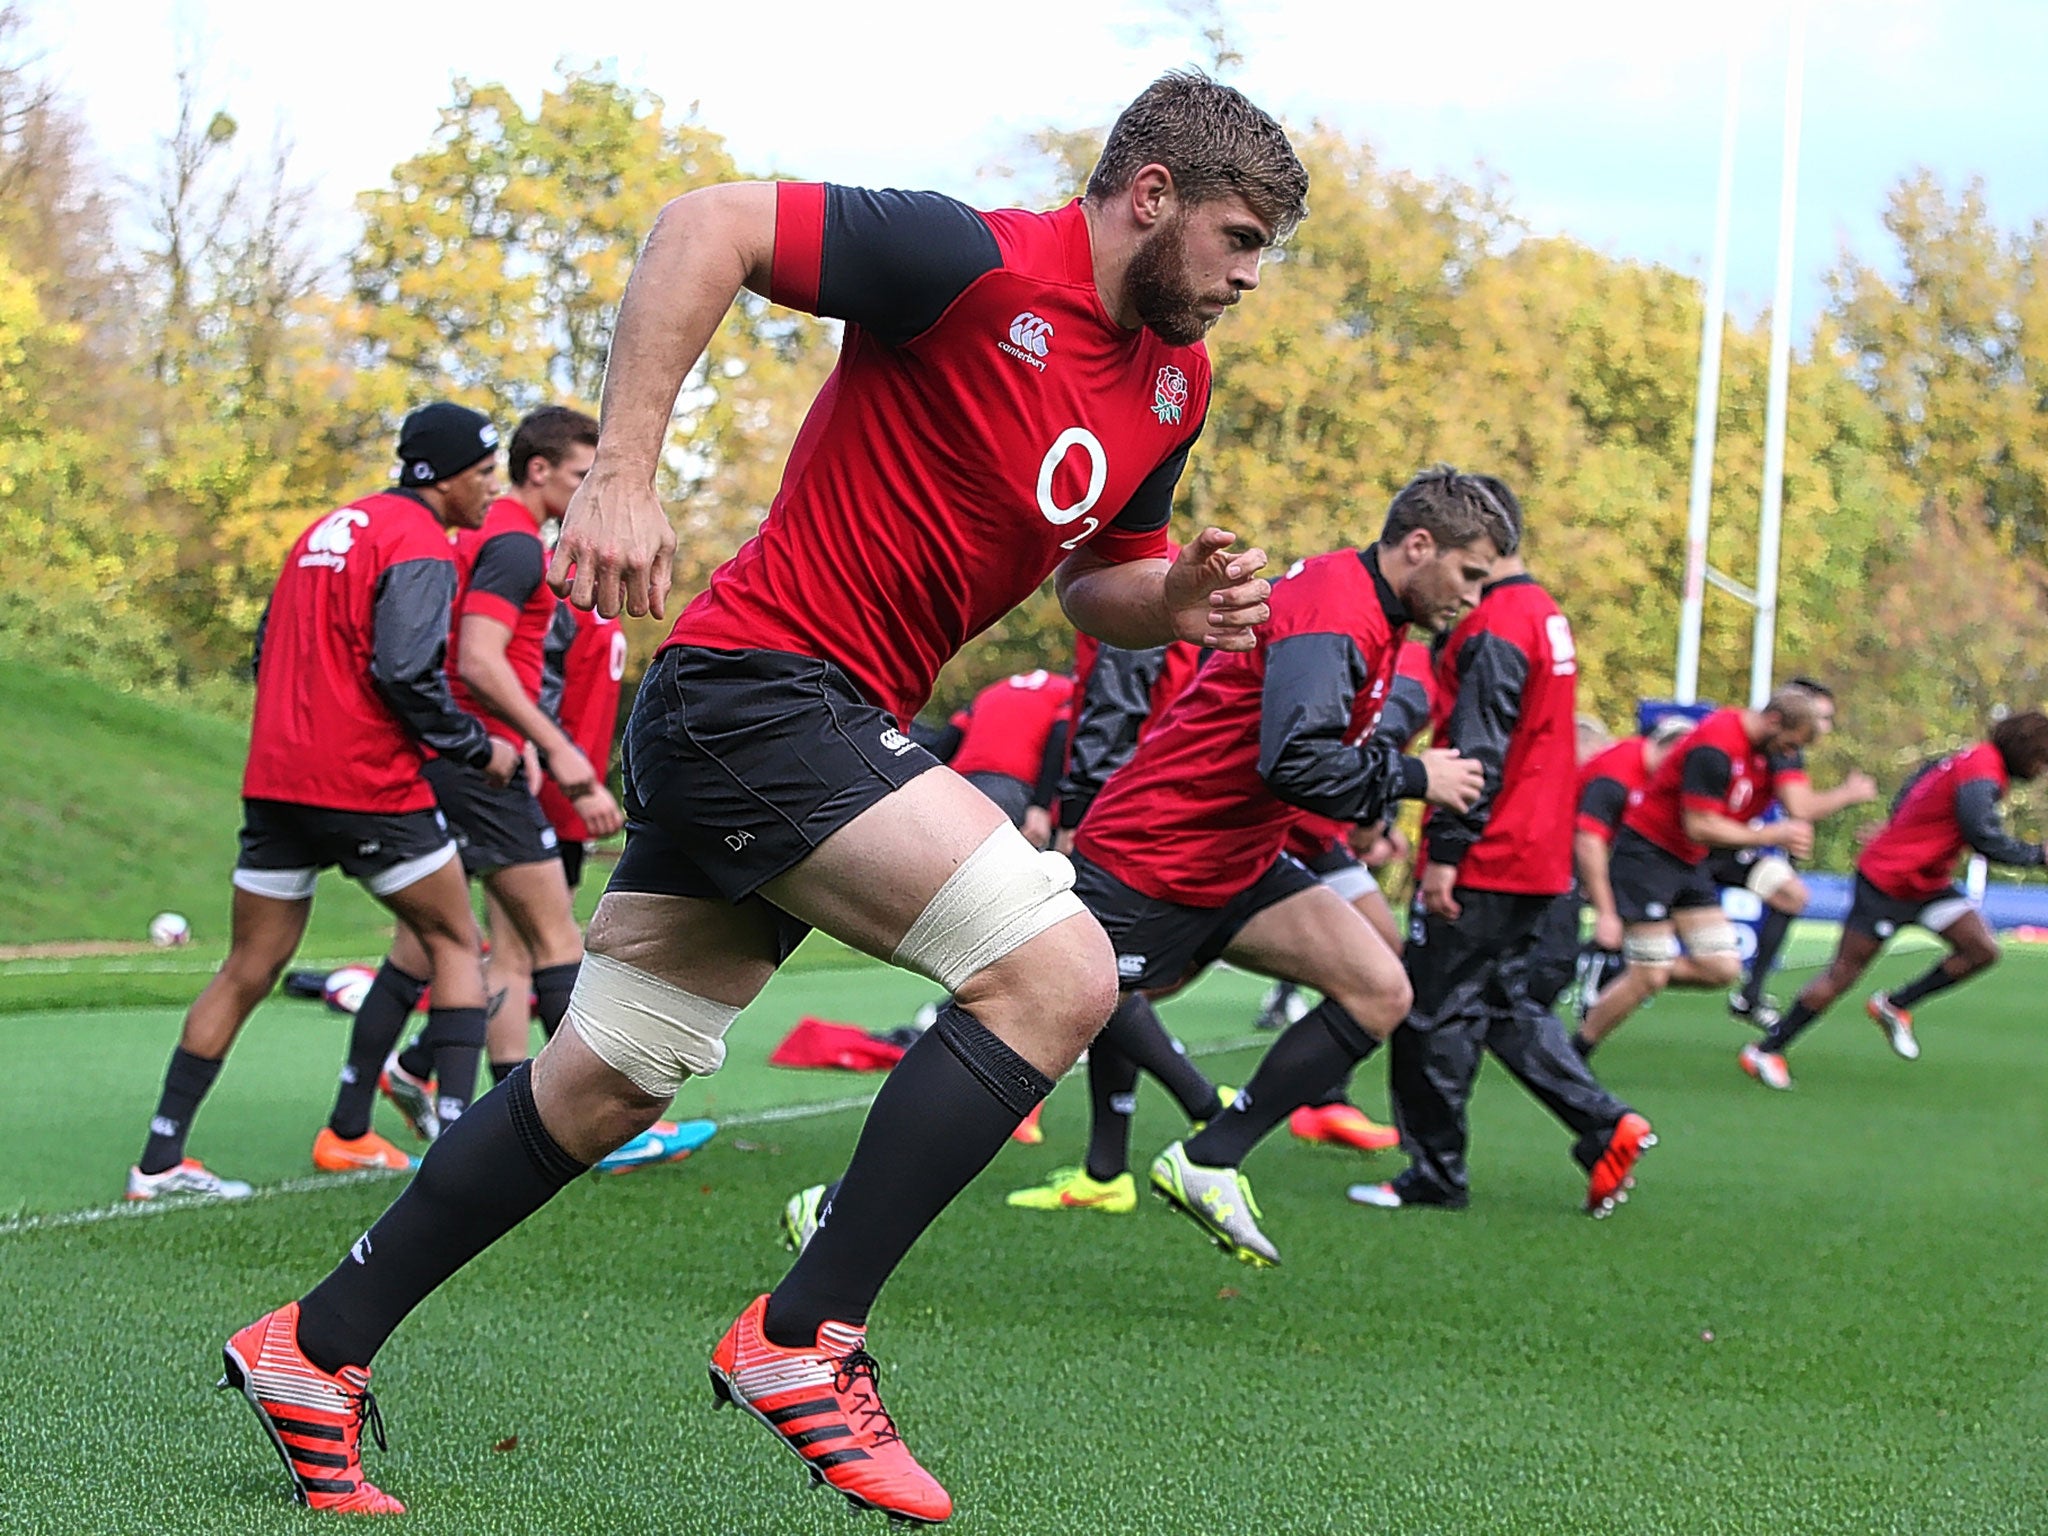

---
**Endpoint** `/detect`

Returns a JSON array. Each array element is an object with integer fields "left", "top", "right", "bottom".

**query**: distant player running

[
  {"left": 127, "top": 406, "right": 517, "bottom": 1204},
  {"left": 947, "top": 668, "right": 1076, "bottom": 847},
  {"left": 1740, "top": 710, "right": 2048, "bottom": 1089},
  {"left": 219, "top": 72, "right": 1302, "bottom": 1524},
  {"left": 1574, "top": 691, "right": 1821, "bottom": 1057}
]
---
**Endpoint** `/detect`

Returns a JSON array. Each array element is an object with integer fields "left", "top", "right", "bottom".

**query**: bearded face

[{"left": 1125, "top": 209, "right": 1216, "bottom": 348}]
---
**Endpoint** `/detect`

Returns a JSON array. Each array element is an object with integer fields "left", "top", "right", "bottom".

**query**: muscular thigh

[
  {"left": 1222, "top": 882, "right": 1405, "bottom": 1001},
  {"left": 584, "top": 891, "right": 790, "bottom": 1011}
]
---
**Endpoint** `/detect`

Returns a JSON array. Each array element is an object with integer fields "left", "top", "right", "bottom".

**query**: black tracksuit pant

[{"left": 1389, "top": 887, "right": 1629, "bottom": 1202}]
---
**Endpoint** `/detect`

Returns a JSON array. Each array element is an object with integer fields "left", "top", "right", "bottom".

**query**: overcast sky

[{"left": 28, "top": 0, "right": 2048, "bottom": 322}]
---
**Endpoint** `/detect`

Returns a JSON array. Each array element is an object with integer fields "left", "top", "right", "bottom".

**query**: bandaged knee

[
  {"left": 892, "top": 824, "right": 1087, "bottom": 992},
  {"left": 1746, "top": 855, "right": 1798, "bottom": 902},
  {"left": 1687, "top": 921, "right": 1743, "bottom": 958},
  {"left": 1625, "top": 931, "right": 1682, "bottom": 966},
  {"left": 563, "top": 951, "right": 738, "bottom": 1097}
]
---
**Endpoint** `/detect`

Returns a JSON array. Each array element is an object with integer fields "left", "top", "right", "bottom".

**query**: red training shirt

[
  {"left": 538, "top": 606, "right": 629, "bottom": 844},
  {"left": 1077, "top": 547, "right": 1420, "bottom": 907},
  {"left": 1622, "top": 706, "right": 1807, "bottom": 865},
  {"left": 949, "top": 670, "right": 1077, "bottom": 784},
  {"left": 669, "top": 186, "right": 1209, "bottom": 723},
  {"left": 244, "top": 492, "right": 489, "bottom": 814},
  {"left": 446, "top": 496, "right": 558, "bottom": 748},
  {"left": 1576, "top": 737, "right": 1654, "bottom": 844},
  {"left": 1858, "top": 742, "right": 2021, "bottom": 900},
  {"left": 1423, "top": 576, "right": 1578, "bottom": 894}
]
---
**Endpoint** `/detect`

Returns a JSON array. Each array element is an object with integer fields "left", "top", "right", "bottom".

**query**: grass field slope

[{"left": 5, "top": 948, "right": 2048, "bottom": 1534}]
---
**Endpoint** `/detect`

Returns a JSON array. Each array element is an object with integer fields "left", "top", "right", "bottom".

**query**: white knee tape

[
  {"left": 892, "top": 824, "right": 1087, "bottom": 993},
  {"left": 1688, "top": 921, "right": 1743, "bottom": 958},
  {"left": 1746, "top": 855, "right": 1798, "bottom": 901},
  {"left": 563, "top": 951, "right": 739, "bottom": 1097},
  {"left": 1625, "top": 931, "right": 1681, "bottom": 966}
]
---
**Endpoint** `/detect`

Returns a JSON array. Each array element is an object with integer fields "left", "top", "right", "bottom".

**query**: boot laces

[{"left": 832, "top": 1350, "right": 901, "bottom": 1446}]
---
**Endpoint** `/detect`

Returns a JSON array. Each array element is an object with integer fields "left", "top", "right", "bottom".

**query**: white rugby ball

[
  {"left": 148, "top": 911, "right": 192, "bottom": 948},
  {"left": 323, "top": 965, "right": 377, "bottom": 1014}
]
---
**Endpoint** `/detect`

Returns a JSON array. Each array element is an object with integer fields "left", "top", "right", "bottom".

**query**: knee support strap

[
  {"left": 892, "top": 824, "right": 1087, "bottom": 993},
  {"left": 563, "top": 951, "right": 739, "bottom": 1098},
  {"left": 1687, "top": 921, "right": 1744, "bottom": 958},
  {"left": 1624, "top": 931, "right": 1682, "bottom": 966},
  {"left": 1746, "top": 855, "right": 1799, "bottom": 902}
]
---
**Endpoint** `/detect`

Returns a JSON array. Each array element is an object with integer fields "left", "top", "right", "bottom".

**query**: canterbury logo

[
  {"left": 299, "top": 508, "right": 369, "bottom": 569},
  {"left": 1009, "top": 312, "right": 1053, "bottom": 355},
  {"left": 1000, "top": 312, "right": 1053, "bottom": 372},
  {"left": 306, "top": 509, "right": 368, "bottom": 555}
]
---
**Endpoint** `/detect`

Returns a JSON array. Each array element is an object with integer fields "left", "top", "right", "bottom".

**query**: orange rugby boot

[
  {"left": 311, "top": 1128, "right": 415, "bottom": 1173},
  {"left": 219, "top": 1302, "right": 404, "bottom": 1514},
  {"left": 1585, "top": 1112, "right": 1656, "bottom": 1217},
  {"left": 1288, "top": 1102, "right": 1401, "bottom": 1152},
  {"left": 709, "top": 1294, "right": 952, "bottom": 1525},
  {"left": 1010, "top": 1102, "right": 1045, "bottom": 1145}
]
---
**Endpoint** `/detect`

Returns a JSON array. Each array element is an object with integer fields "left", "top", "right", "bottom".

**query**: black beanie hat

[{"left": 397, "top": 402, "right": 500, "bottom": 486}]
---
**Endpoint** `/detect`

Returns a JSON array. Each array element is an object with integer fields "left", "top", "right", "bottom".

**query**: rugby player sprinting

[{"left": 219, "top": 72, "right": 1304, "bottom": 1524}]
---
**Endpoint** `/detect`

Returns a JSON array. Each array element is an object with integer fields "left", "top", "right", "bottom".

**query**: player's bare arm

[
  {"left": 1683, "top": 807, "right": 1815, "bottom": 859},
  {"left": 549, "top": 182, "right": 778, "bottom": 620},
  {"left": 455, "top": 612, "right": 602, "bottom": 799},
  {"left": 1778, "top": 772, "right": 1877, "bottom": 821},
  {"left": 1055, "top": 527, "right": 1271, "bottom": 650},
  {"left": 1576, "top": 829, "right": 1624, "bottom": 950}
]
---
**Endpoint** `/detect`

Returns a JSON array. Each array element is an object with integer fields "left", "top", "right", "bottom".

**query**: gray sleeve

[
  {"left": 1426, "top": 631, "right": 1528, "bottom": 866},
  {"left": 370, "top": 558, "right": 493, "bottom": 768},
  {"left": 1058, "top": 645, "right": 1168, "bottom": 826},
  {"left": 1371, "top": 672, "right": 1431, "bottom": 749},
  {"left": 1258, "top": 632, "right": 1429, "bottom": 822},
  {"left": 1955, "top": 778, "right": 2045, "bottom": 868},
  {"left": 538, "top": 602, "right": 578, "bottom": 724}
]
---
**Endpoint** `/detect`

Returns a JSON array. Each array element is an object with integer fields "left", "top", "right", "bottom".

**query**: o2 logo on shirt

[
  {"left": 298, "top": 508, "right": 370, "bottom": 572},
  {"left": 606, "top": 628, "right": 628, "bottom": 683},
  {"left": 1037, "top": 427, "right": 1109, "bottom": 549}
]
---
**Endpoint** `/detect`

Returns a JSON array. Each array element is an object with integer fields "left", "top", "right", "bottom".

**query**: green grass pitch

[{"left": 4, "top": 945, "right": 2048, "bottom": 1533}]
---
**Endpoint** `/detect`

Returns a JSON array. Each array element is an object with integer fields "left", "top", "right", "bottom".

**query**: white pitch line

[{"left": 0, "top": 1034, "right": 1271, "bottom": 1242}]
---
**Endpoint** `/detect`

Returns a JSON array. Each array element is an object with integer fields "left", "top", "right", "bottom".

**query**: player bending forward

[
  {"left": 218, "top": 71, "right": 1303, "bottom": 1525},
  {"left": 1740, "top": 710, "right": 2048, "bottom": 1089},
  {"left": 1077, "top": 467, "right": 1507, "bottom": 1267}
]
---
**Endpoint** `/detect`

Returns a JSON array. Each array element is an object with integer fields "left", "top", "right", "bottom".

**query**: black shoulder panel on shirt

[
  {"left": 1579, "top": 775, "right": 1628, "bottom": 829},
  {"left": 1681, "top": 744, "right": 1734, "bottom": 801},
  {"left": 467, "top": 531, "right": 546, "bottom": 610},
  {"left": 819, "top": 187, "right": 1003, "bottom": 347},
  {"left": 1258, "top": 631, "right": 1421, "bottom": 823},
  {"left": 538, "top": 601, "right": 578, "bottom": 722},
  {"left": 1111, "top": 418, "right": 1204, "bottom": 533},
  {"left": 1425, "top": 630, "right": 1529, "bottom": 865}
]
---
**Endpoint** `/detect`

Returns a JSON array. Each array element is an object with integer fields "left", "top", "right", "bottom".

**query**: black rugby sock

[
  {"left": 1891, "top": 960, "right": 1967, "bottom": 1009},
  {"left": 1742, "top": 908, "right": 1794, "bottom": 1008},
  {"left": 139, "top": 1047, "right": 224, "bottom": 1174},
  {"left": 1758, "top": 999, "right": 1821, "bottom": 1055},
  {"left": 329, "top": 963, "right": 428, "bottom": 1139},
  {"left": 427, "top": 1007, "right": 488, "bottom": 1126},
  {"left": 532, "top": 961, "right": 579, "bottom": 1040},
  {"left": 1098, "top": 992, "right": 1221, "bottom": 1122},
  {"left": 296, "top": 1062, "right": 586, "bottom": 1373},
  {"left": 764, "top": 1004, "right": 1054, "bottom": 1347},
  {"left": 1184, "top": 1000, "right": 1380, "bottom": 1168},
  {"left": 488, "top": 1059, "right": 520, "bottom": 1086},
  {"left": 1083, "top": 1042, "right": 1142, "bottom": 1183},
  {"left": 1570, "top": 1030, "right": 1598, "bottom": 1060}
]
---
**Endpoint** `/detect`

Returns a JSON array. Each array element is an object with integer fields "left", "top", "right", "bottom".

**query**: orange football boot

[
  {"left": 1586, "top": 1112, "right": 1656, "bottom": 1217},
  {"left": 1288, "top": 1102, "right": 1401, "bottom": 1152},
  {"left": 710, "top": 1294, "right": 952, "bottom": 1525},
  {"left": 311, "top": 1128, "right": 415, "bottom": 1173},
  {"left": 1010, "top": 1102, "right": 1045, "bottom": 1145},
  {"left": 219, "top": 1302, "right": 403, "bottom": 1514}
]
